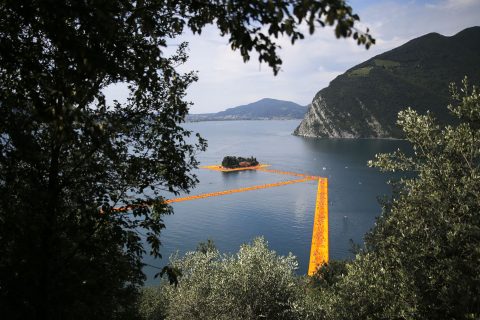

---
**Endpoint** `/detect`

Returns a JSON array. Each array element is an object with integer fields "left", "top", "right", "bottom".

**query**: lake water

[{"left": 144, "top": 120, "right": 409, "bottom": 284}]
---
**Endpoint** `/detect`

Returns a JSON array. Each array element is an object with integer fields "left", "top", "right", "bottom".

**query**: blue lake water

[{"left": 144, "top": 120, "right": 409, "bottom": 284}]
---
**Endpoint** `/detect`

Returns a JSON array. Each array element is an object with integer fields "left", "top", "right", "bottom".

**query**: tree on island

[
  {"left": 222, "top": 156, "right": 259, "bottom": 168},
  {"left": 0, "top": 1, "right": 372, "bottom": 318}
]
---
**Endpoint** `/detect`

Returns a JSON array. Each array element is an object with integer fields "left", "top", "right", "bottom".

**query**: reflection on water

[{"left": 143, "top": 120, "right": 410, "bottom": 285}]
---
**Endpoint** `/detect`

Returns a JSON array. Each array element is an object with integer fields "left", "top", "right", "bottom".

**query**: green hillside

[{"left": 294, "top": 26, "right": 480, "bottom": 138}]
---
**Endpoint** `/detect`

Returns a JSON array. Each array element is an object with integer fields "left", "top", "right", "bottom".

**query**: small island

[{"left": 222, "top": 156, "right": 259, "bottom": 169}]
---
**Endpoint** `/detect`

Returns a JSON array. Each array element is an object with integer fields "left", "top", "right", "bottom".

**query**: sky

[{"left": 104, "top": 0, "right": 480, "bottom": 114}]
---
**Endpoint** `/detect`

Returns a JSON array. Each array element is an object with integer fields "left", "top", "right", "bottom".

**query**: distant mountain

[
  {"left": 294, "top": 26, "right": 480, "bottom": 138},
  {"left": 187, "top": 98, "right": 307, "bottom": 121}
]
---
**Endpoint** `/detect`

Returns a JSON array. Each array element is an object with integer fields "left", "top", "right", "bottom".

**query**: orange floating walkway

[
  {"left": 308, "top": 178, "right": 329, "bottom": 275},
  {"left": 165, "top": 177, "right": 314, "bottom": 204},
  {"left": 107, "top": 165, "right": 329, "bottom": 276},
  {"left": 257, "top": 168, "right": 319, "bottom": 179}
]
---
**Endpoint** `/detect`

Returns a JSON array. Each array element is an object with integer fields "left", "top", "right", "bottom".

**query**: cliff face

[
  {"left": 294, "top": 26, "right": 480, "bottom": 138},
  {"left": 294, "top": 96, "right": 387, "bottom": 138}
]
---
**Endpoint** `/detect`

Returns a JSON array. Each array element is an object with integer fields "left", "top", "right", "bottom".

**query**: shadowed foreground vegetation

[{"left": 0, "top": 1, "right": 372, "bottom": 319}]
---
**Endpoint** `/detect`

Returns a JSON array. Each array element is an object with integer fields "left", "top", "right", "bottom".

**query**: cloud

[
  {"left": 426, "top": 0, "right": 478, "bottom": 9},
  {"left": 104, "top": 1, "right": 480, "bottom": 114}
]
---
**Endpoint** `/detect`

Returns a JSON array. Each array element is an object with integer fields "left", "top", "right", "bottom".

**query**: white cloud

[
  {"left": 426, "top": 0, "right": 478, "bottom": 9},
  {"left": 105, "top": 1, "right": 480, "bottom": 114}
]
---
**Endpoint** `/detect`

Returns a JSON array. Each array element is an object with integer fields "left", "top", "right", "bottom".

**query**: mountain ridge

[
  {"left": 187, "top": 98, "right": 307, "bottom": 122},
  {"left": 294, "top": 26, "right": 480, "bottom": 138}
]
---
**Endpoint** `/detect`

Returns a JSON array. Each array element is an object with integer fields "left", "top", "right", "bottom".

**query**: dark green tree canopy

[{"left": 0, "top": 1, "right": 372, "bottom": 319}]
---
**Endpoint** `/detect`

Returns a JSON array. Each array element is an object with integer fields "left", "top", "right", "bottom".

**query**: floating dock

[
  {"left": 165, "top": 177, "right": 315, "bottom": 203},
  {"left": 308, "top": 178, "right": 329, "bottom": 275},
  {"left": 109, "top": 165, "right": 329, "bottom": 275}
]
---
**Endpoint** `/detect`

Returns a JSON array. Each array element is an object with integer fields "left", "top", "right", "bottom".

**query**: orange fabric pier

[
  {"left": 107, "top": 165, "right": 329, "bottom": 276},
  {"left": 257, "top": 168, "right": 320, "bottom": 179},
  {"left": 308, "top": 178, "right": 329, "bottom": 275},
  {"left": 165, "top": 177, "right": 314, "bottom": 204}
]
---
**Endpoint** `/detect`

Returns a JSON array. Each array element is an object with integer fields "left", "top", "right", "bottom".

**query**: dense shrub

[{"left": 139, "top": 238, "right": 299, "bottom": 320}]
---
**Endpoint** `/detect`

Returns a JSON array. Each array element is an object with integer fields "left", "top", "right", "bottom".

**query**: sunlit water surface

[{"left": 143, "top": 120, "right": 409, "bottom": 284}]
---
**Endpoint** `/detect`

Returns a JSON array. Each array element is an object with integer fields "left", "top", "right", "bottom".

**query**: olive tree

[
  {"left": 141, "top": 238, "right": 299, "bottom": 320},
  {"left": 329, "top": 79, "right": 480, "bottom": 320}
]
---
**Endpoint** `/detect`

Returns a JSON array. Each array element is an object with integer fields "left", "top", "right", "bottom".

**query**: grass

[
  {"left": 374, "top": 59, "right": 401, "bottom": 68},
  {"left": 348, "top": 66, "right": 373, "bottom": 77}
]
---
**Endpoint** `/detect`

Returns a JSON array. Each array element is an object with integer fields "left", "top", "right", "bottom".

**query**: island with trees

[{"left": 221, "top": 156, "right": 259, "bottom": 169}]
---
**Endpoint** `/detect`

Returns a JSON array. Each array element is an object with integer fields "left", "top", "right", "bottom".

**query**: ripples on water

[{"left": 143, "top": 120, "right": 410, "bottom": 284}]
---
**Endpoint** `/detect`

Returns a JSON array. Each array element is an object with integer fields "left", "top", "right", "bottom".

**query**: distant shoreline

[
  {"left": 185, "top": 117, "right": 304, "bottom": 123},
  {"left": 293, "top": 133, "right": 406, "bottom": 141}
]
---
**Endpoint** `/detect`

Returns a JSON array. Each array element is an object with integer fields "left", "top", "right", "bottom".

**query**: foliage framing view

[{"left": 0, "top": 1, "right": 372, "bottom": 319}]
